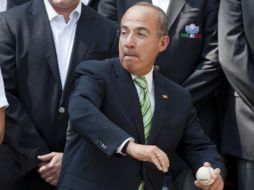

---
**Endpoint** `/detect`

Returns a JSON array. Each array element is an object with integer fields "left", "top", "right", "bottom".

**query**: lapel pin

[{"left": 162, "top": 94, "right": 168, "bottom": 99}]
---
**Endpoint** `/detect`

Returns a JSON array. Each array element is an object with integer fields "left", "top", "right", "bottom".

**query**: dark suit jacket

[
  {"left": 87, "top": 0, "right": 100, "bottom": 10},
  {"left": 7, "top": 0, "right": 31, "bottom": 9},
  {"left": 219, "top": 0, "right": 254, "bottom": 160},
  {"left": 98, "top": 0, "right": 221, "bottom": 143},
  {"left": 58, "top": 58, "right": 224, "bottom": 190},
  {"left": 0, "top": 0, "right": 118, "bottom": 189}
]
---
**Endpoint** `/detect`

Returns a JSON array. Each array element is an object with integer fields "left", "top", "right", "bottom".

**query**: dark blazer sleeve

[
  {"left": 219, "top": 0, "right": 254, "bottom": 111},
  {"left": 182, "top": 0, "right": 221, "bottom": 103},
  {"left": 0, "top": 15, "right": 50, "bottom": 171},
  {"left": 68, "top": 61, "right": 130, "bottom": 156},
  {"left": 176, "top": 93, "right": 224, "bottom": 173}
]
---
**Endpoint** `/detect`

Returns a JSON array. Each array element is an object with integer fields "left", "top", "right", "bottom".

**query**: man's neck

[{"left": 51, "top": 4, "right": 78, "bottom": 22}]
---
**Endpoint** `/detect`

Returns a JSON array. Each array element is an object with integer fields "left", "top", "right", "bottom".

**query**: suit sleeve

[
  {"left": 176, "top": 93, "right": 225, "bottom": 174},
  {"left": 97, "top": 0, "right": 118, "bottom": 22},
  {"left": 68, "top": 62, "right": 130, "bottom": 156},
  {"left": 0, "top": 15, "right": 50, "bottom": 172},
  {"left": 219, "top": 0, "right": 254, "bottom": 111},
  {"left": 182, "top": 0, "right": 221, "bottom": 104}
]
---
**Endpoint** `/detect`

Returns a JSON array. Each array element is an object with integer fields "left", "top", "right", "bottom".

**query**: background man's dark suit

[
  {"left": 58, "top": 58, "right": 223, "bottom": 190},
  {"left": 87, "top": 0, "right": 100, "bottom": 10},
  {"left": 6, "top": 0, "right": 31, "bottom": 9},
  {"left": 97, "top": 0, "right": 221, "bottom": 189},
  {"left": 0, "top": 0, "right": 118, "bottom": 189},
  {"left": 219, "top": 0, "right": 254, "bottom": 188}
]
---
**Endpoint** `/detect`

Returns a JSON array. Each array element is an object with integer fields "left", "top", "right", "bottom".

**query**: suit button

[{"left": 59, "top": 107, "right": 65, "bottom": 113}]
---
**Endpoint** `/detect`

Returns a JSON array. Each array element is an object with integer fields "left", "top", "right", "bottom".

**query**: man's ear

[{"left": 158, "top": 35, "right": 170, "bottom": 53}]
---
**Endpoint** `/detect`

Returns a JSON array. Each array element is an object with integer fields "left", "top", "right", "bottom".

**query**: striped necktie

[
  {"left": 134, "top": 76, "right": 153, "bottom": 190},
  {"left": 134, "top": 76, "right": 153, "bottom": 144}
]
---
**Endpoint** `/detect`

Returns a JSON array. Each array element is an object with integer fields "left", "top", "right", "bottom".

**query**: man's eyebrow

[{"left": 120, "top": 26, "right": 150, "bottom": 33}]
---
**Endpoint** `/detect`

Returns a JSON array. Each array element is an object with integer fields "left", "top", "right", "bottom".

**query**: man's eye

[
  {"left": 137, "top": 32, "right": 146, "bottom": 38},
  {"left": 121, "top": 31, "right": 128, "bottom": 36}
]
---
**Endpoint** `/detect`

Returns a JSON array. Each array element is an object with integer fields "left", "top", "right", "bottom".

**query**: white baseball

[{"left": 196, "top": 166, "right": 215, "bottom": 186}]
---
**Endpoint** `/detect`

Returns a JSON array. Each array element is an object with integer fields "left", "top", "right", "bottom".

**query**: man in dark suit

[
  {"left": 219, "top": 0, "right": 254, "bottom": 189},
  {"left": 0, "top": 0, "right": 117, "bottom": 189},
  {"left": 97, "top": 0, "right": 221, "bottom": 189},
  {"left": 98, "top": 0, "right": 221, "bottom": 157},
  {"left": 58, "top": 3, "right": 224, "bottom": 190}
]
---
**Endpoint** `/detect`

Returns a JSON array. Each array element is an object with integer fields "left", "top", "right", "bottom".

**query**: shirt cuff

[{"left": 116, "top": 137, "right": 134, "bottom": 156}]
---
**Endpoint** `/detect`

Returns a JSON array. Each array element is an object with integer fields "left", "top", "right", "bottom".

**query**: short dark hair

[{"left": 134, "top": 2, "right": 169, "bottom": 36}]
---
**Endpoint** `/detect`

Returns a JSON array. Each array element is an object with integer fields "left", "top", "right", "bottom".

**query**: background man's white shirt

[
  {"left": 0, "top": 0, "right": 7, "bottom": 12},
  {"left": 152, "top": 0, "right": 170, "bottom": 13},
  {"left": 82, "top": 0, "right": 90, "bottom": 5},
  {"left": 44, "top": 0, "right": 82, "bottom": 88}
]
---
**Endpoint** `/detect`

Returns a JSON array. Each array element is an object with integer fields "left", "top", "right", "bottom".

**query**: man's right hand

[
  {"left": 37, "top": 152, "right": 63, "bottom": 186},
  {"left": 126, "top": 141, "right": 169, "bottom": 172}
]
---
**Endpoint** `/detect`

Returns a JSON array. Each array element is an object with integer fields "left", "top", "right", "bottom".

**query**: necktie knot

[{"left": 134, "top": 76, "right": 148, "bottom": 90}]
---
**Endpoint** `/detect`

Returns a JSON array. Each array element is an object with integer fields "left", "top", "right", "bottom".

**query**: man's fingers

[
  {"left": 207, "top": 176, "right": 223, "bottom": 190},
  {"left": 204, "top": 162, "right": 211, "bottom": 167},
  {"left": 38, "top": 152, "right": 55, "bottom": 162},
  {"left": 155, "top": 152, "right": 169, "bottom": 172},
  {"left": 45, "top": 176, "right": 56, "bottom": 184},
  {"left": 126, "top": 143, "right": 169, "bottom": 172},
  {"left": 38, "top": 164, "right": 52, "bottom": 174},
  {"left": 150, "top": 151, "right": 169, "bottom": 172},
  {"left": 40, "top": 170, "right": 56, "bottom": 179},
  {"left": 151, "top": 154, "right": 163, "bottom": 171},
  {"left": 160, "top": 152, "right": 169, "bottom": 169},
  {"left": 50, "top": 179, "right": 58, "bottom": 186}
]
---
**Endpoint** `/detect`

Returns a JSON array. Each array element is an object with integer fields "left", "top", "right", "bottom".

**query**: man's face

[
  {"left": 48, "top": 0, "right": 79, "bottom": 10},
  {"left": 119, "top": 5, "right": 169, "bottom": 76}
]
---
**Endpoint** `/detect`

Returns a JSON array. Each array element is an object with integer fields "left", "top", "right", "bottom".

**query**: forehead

[{"left": 121, "top": 5, "right": 159, "bottom": 30}]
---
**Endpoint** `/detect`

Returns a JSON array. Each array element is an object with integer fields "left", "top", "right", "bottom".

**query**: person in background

[
  {"left": 0, "top": 0, "right": 118, "bottom": 189},
  {"left": 58, "top": 3, "right": 224, "bottom": 190},
  {"left": 219, "top": 0, "right": 254, "bottom": 189},
  {"left": 0, "top": 69, "right": 8, "bottom": 144},
  {"left": 97, "top": 0, "right": 222, "bottom": 189}
]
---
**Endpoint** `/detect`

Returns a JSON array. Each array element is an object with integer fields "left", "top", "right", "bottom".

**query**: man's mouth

[{"left": 124, "top": 52, "right": 138, "bottom": 57}]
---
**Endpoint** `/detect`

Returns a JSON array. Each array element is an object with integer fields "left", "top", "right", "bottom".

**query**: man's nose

[{"left": 124, "top": 33, "right": 136, "bottom": 48}]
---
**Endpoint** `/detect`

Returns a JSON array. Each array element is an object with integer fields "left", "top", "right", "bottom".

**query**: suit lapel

[
  {"left": 167, "top": 0, "right": 186, "bottom": 30},
  {"left": 148, "top": 72, "right": 169, "bottom": 144},
  {"left": 61, "top": 5, "right": 96, "bottom": 103},
  {"left": 29, "top": 0, "right": 62, "bottom": 89},
  {"left": 113, "top": 60, "right": 145, "bottom": 144}
]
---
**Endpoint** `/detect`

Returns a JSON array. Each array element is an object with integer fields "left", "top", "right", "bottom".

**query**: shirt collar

[
  {"left": 44, "top": 0, "right": 82, "bottom": 23},
  {"left": 131, "top": 67, "right": 154, "bottom": 94}
]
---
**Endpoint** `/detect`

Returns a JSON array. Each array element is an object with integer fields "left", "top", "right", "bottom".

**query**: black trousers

[{"left": 238, "top": 158, "right": 254, "bottom": 190}]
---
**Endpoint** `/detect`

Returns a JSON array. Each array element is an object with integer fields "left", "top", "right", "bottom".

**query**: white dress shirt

[
  {"left": 0, "top": 0, "right": 7, "bottom": 12},
  {"left": 152, "top": 0, "right": 170, "bottom": 13},
  {"left": 0, "top": 69, "right": 8, "bottom": 108},
  {"left": 44, "top": 0, "right": 82, "bottom": 88},
  {"left": 82, "top": 0, "right": 90, "bottom": 5},
  {"left": 117, "top": 68, "right": 155, "bottom": 155}
]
